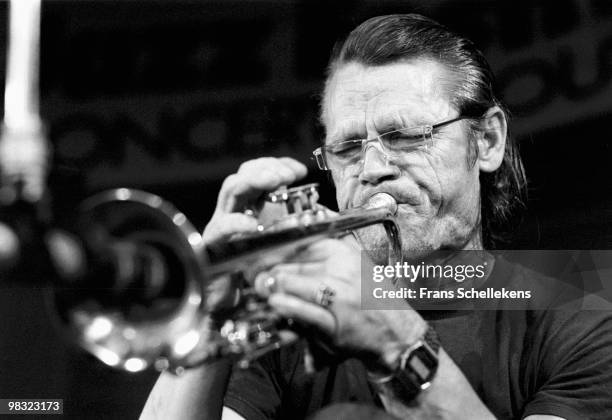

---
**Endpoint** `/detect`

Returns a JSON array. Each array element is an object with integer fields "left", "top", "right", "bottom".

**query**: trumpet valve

[
  {"left": 267, "top": 183, "right": 320, "bottom": 214},
  {"left": 264, "top": 183, "right": 325, "bottom": 230}
]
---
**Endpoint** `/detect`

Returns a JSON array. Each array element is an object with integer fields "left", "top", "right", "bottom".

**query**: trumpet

[
  {"left": 52, "top": 183, "right": 401, "bottom": 374},
  {"left": 0, "top": 0, "right": 392, "bottom": 375}
]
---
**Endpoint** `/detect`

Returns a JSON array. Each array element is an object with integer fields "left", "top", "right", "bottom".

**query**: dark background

[{"left": 0, "top": 0, "right": 611, "bottom": 418}]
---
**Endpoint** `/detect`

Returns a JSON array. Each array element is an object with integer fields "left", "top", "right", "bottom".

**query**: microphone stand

[{"left": 0, "top": 0, "right": 50, "bottom": 279}]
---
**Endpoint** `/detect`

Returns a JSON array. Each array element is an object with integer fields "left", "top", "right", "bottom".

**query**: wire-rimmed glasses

[{"left": 312, "top": 115, "right": 471, "bottom": 171}]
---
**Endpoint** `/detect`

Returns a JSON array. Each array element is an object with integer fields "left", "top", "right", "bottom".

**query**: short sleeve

[
  {"left": 223, "top": 352, "right": 283, "bottom": 420},
  {"left": 522, "top": 304, "right": 612, "bottom": 420}
]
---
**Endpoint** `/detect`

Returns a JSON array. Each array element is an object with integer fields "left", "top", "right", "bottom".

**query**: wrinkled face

[{"left": 322, "top": 59, "right": 482, "bottom": 262}]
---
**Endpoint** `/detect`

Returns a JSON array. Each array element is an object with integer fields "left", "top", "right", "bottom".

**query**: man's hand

[
  {"left": 201, "top": 157, "right": 307, "bottom": 313},
  {"left": 254, "top": 238, "right": 496, "bottom": 419},
  {"left": 202, "top": 157, "right": 307, "bottom": 244},
  {"left": 142, "top": 157, "right": 307, "bottom": 420},
  {"left": 254, "top": 237, "right": 427, "bottom": 371}
]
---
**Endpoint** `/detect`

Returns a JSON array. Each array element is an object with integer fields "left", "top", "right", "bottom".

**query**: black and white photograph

[{"left": 0, "top": 0, "right": 611, "bottom": 418}]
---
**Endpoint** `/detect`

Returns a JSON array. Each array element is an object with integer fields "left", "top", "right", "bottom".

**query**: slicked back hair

[{"left": 322, "top": 14, "right": 527, "bottom": 248}]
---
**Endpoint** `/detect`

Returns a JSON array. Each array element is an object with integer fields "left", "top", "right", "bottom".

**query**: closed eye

[
  {"left": 383, "top": 128, "right": 425, "bottom": 143},
  {"left": 328, "top": 140, "right": 362, "bottom": 154}
]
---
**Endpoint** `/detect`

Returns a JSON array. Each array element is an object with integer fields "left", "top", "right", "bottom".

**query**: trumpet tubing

[{"left": 53, "top": 184, "right": 401, "bottom": 373}]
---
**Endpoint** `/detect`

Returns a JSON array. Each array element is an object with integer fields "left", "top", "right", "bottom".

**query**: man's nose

[{"left": 358, "top": 142, "right": 400, "bottom": 184}]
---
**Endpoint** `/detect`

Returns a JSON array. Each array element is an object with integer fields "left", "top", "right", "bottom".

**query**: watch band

[
  {"left": 369, "top": 325, "right": 440, "bottom": 403},
  {"left": 422, "top": 325, "right": 441, "bottom": 353}
]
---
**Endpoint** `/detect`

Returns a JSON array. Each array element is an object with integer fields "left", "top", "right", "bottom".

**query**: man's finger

[
  {"left": 268, "top": 293, "right": 337, "bottom": 335},
  {"left": 237, "top": 157, "right": 306, "bottom": 190},
  {"left": 270, "top": 262, "right": 323, "bottom": 277},
  {"left": 202, "top": 213, "right": 259, "bottom": 244},
  {"left": 278, "top": 157, "right": 308, "bottom": 177},
  {"left": 216, "top": 171, "right": 282, "bottom": 213},
  {"left": 254, "top": 271, "right": 322, "bottom": 299},
  {"left": 216, "top": 157, "right": 307, "bottom": 213}
]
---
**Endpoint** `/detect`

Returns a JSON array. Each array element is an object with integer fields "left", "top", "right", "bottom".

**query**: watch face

[
  {"left": 371, "top": 340, "right": 439, "bottom": 403},
  {"left": 406, "top": 344, "right": 438, "bottom": 386},
  {"left": 409, "top": 351, "right": 431, "bottom": 380}
]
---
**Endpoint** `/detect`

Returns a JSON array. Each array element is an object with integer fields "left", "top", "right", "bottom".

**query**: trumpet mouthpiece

[{"left": 366, "top": 193, "right": 398, "bottom": 215}]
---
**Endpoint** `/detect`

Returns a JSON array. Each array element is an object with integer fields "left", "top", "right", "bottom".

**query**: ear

[{"left": 477, "top": 106, "right": 507, "bottom": 173}]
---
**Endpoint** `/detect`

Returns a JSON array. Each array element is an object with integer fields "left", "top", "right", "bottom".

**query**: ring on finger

[
  {"left": 315, "top": 284, "right": 336, "bottom": 308},
  {"left": 243, "top": 207, "right": 265, "bottom": 232},
  {"left": 243, "top": 207, "right": 258, "bottom": 218},
  {"left": 263, "top": 275, "right": 279, "bottom": 295}
]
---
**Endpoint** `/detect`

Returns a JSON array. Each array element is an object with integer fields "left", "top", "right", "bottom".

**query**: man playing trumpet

[{"left": 142, "top": 14, "right": 612, "bottom": 419}]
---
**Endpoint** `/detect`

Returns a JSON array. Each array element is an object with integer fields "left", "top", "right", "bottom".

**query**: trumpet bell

[{"left": 53, "top": 188, "right": 209, "bottom": 373}]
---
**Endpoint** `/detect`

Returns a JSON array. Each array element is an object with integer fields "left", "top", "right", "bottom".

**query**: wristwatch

[{"left": 369, "top": 326, "right": 440, "bottom": 403}]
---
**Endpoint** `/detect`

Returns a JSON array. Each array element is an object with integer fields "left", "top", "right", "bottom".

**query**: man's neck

[{"left": 398, "top": 227, "right": 493, "bottom": 291}]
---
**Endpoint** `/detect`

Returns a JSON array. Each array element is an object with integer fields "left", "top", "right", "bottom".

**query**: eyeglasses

[{"left": 312, "top": 115, "right": 471, "bottom": 171}]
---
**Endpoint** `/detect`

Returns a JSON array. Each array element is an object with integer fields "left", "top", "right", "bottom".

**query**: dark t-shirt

[{"left": 224, "top": 257, "right": 612, "bottom": 420}]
